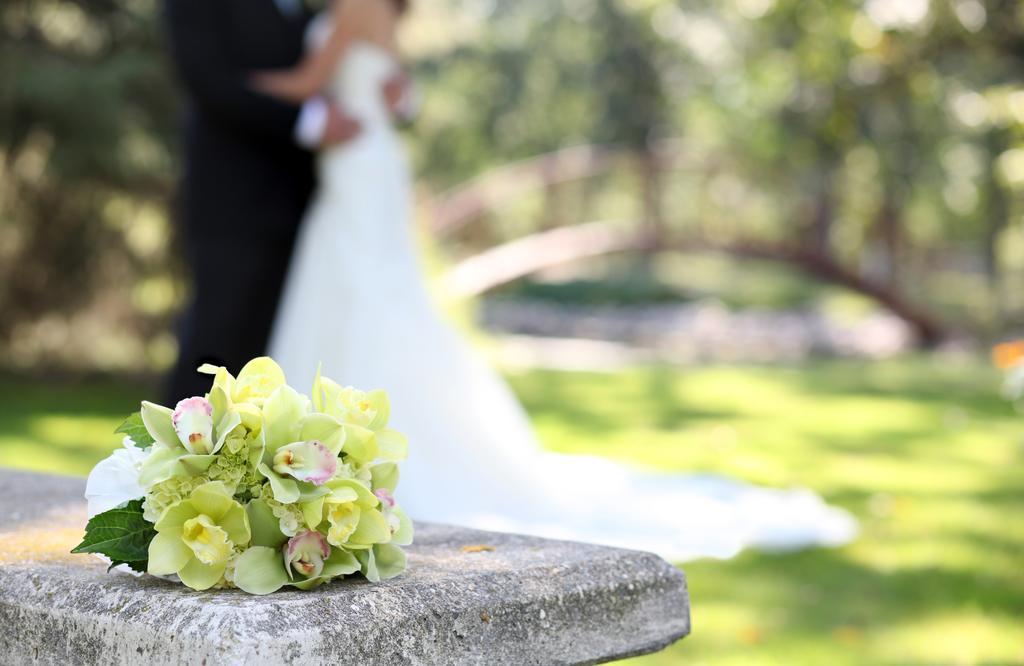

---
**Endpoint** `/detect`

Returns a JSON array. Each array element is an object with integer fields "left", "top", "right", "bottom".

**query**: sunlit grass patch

[{"left": 509, "top": 356, "right": 1024, "bottom": 665}]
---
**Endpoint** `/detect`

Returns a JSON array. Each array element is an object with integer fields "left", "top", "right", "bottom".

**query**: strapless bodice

[{"left": 306, "top": 15, "right": 397, "bottom": 126}]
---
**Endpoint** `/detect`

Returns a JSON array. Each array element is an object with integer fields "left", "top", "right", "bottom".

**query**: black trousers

[{"left": 163, "top": 228, "right": 300, "bottom": 403}]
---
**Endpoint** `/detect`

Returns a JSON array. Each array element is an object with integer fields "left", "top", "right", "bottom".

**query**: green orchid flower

[
  {"left": 323, "top": 384, "right": 389, "bottom": 430},
  {"left": 232, "top": 530, "right": 360, "bottom": 595},
  {"left": 255, "top": 384, "right": 350, "bottom": 504},
  {"left": 371, "top": 461, "right": 400, "bottom": 492},
  {"left": 203, "top": 369, "right": 263, "bottom": 437},
  {"left": 261, "top": 384, "right": 310, "bottom": 452},
  {"left": 373, "top": 487, "right": 414, "bottom": 547},
  {"left": 284, "top": 529, "right": 330, "bottom": 578},
  {"left": 197, "top": 358, "right": 290, "bottom": 442},
  {"left": 245, "top": 497, "right": 288, "bottom": 549},
  {"left": 198, "top": 356, "right": 287, "bottom": 409},
  {"left": 147, "top": 481, "right": 251, "bottom": 591},
  {"left": 356, "top": 543, "right": 408, "bottom": 583},
  {"left": 312, "top": 370, "right": 408, "bottom": 464},
  {"left": 298, "top": 478, "right": 392, "bottom": 550},
  {"left": 137, "top": 397, "right": 242, "bottom": 489}
]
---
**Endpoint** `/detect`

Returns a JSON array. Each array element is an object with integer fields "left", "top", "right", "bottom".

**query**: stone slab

[{"left": 0, "top": 468, "right": 689, "bottom": 665}]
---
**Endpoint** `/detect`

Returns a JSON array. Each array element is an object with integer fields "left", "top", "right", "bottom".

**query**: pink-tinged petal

[
  {"left": 374, "top": 489, "right": 401, "bottom": 535},
  {"left": 172, "top": 397, "right": 215, "bottom": 455},
  {"left": 374, "top": 488, "right": 396, "bottom": 508},
  {"left": 285, "top": 530, "right": 331, "bottom": 579},
  {"left": 272, "top": 441, "right": 337, "bottom": 486}
]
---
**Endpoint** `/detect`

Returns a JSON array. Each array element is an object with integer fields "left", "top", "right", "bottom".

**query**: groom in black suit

[{"left": 162, "top": 0, "right": 361, "bottom": 401}]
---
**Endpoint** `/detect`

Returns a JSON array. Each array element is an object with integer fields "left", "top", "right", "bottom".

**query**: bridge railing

[{"left": 422, "top": 141, "right": 947, "bottom": 346}]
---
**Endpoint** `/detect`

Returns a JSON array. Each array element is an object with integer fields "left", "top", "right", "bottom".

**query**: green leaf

[
  {"left": 107, "top": 556, "right": 148, "bottom": 573},
  {"left": 114, "top": 412, "right": 155, "bottom": 449},
  {"left": 71, "top": 499, "right": 156, "bottom": 570}
]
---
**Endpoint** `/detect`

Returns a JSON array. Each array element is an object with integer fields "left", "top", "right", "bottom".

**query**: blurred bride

[{"left": 256, "top": 0, "right": 855, "bottom": 560}]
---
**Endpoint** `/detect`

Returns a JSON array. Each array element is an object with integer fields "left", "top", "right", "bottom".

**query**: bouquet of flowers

[{"left": 72, "top": 358, "right": 412, "bottom": 594}]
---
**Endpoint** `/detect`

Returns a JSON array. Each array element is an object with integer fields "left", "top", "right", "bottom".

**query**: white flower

[{"left": 85, "top": 437, "right": 151, "bottom": 517}]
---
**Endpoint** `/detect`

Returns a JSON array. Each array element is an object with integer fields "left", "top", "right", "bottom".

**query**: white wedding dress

[{"left": 268, "top": 32, "right": 857, "bottom": 561}]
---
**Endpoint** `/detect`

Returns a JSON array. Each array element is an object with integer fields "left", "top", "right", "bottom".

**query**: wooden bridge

[{"left": 424, "top": 141, "right": 946, "bottom": 346}]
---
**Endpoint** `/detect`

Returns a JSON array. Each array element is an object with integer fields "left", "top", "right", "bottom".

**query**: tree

[{"left": 0, "top": 0, "right": 179, "bottom": 369}]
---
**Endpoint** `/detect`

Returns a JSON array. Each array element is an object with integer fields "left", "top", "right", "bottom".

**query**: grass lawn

[{"left": 1, "top": 356, "right": 1022, "bottom": 664}]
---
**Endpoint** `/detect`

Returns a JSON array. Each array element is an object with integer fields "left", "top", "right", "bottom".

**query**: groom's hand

[{"left": 321, "top": 105, "right": 362, "bottom": 147}]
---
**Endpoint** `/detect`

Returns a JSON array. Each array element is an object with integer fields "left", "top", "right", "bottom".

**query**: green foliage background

[{"left": 2, "top": 0, "right": 1024, "bottom": 370}]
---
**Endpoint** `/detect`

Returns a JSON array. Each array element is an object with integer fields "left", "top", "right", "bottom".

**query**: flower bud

[
  {"left": 374, "top": 488, "right": 396, "bottom": 508},
  {"left": 271, "top": 440, "right": 337, "bottom": 485},
  {"left": 172, "top": 397, "right": 215, "bottom": 455},
  {"left": 285, "top": 530, "right": 330, "bottom": 579}
]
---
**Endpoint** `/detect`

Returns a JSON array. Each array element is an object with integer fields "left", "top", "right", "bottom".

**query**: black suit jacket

[
  {"left": 164, "top": 0, "right": 316, "bottom": 241},
  {"left": 162, "top": 0, "right": 319, "bottom": 402}
]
